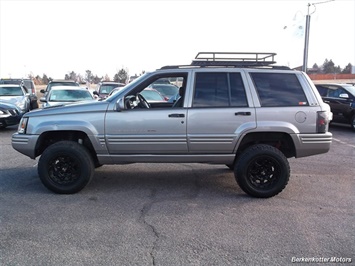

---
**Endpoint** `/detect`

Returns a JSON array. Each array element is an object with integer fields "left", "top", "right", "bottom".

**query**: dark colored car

[
  {"left": 315, "top": 83, "right": 355, "bottom": 130},
  {"left": 0, "top": 78, "right": 38, "bottom": 109},
  {"left": 93, "top": 82, "right": 125, "bottom": 100},
  {"left": 0, "top": 102, "right": 23, "bottom": 129}
]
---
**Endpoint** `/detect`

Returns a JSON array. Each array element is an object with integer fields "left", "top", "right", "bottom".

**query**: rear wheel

[
  {"left": 38, "top": 141, "right": 94, "bottom": 194},
  {"left": 350, "top": 114, "right": 355, "bottom": 131},
  {"left": 234, "top": 144, "right": 290, "bottom": 198}
]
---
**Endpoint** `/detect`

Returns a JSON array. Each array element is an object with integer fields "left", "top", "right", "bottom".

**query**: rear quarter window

[{"left": 250, "top": 73, "right": 308, "bottom": 107}]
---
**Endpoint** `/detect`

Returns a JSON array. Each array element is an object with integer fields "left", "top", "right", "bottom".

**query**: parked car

[
  {"left": 315, "top": 83, "right": 355, "bottom": 130},
  {"left": 40, "top": 86, "right": 95, "bottom": 108},
  {"left": 149, "top": 84, "right": 179, "bottom": 101},
  {"left": 0, "top": 102, "right": 23, "bottom": 129},
  {"left": 12, "top": 52, "right": 333, "bottom": 198},
  {"left": 0, "top": 84, "right": 31, "bottom": 114},
  {"left": 140, "top": 88, "right": 166, "bottom": 102},
  {"left": 93, "top": 81, "right": 125, "bottom": 100},
  {"left": 40, "top": 80, "right": 80, "bottom": 96},
  {"left": 0, "top": 78, "right": 38, "bottom": 109}
]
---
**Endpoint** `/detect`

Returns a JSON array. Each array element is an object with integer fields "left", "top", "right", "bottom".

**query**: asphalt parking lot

[{"left": 0, "top": 124, "right": 354, "bottom": 266}]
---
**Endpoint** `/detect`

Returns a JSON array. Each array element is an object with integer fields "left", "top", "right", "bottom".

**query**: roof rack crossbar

[{"left": 191, "top": 52, "right": 277, "bottom": 67}]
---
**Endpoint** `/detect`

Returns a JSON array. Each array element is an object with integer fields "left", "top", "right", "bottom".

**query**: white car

[
  {"left": 40, "top": 86, "right": 95, "bottom": 108},
  {"left": 0, "top": 84, "right": 31, "bottom": 114}
]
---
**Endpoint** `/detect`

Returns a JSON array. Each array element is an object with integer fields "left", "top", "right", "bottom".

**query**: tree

[
  {"left": 92, "top": 75, "right": 102, "bottom": 84},
  {"left": 66, "top": 71, "right": 77, "bottom": 81},
  {"left": 42, "top": 74, "right": 49, "bottom": 85},
  {"left": 342, "top": 63, "right": 353, "bottom": 74},
  {"left": 322, "top": 59, "right": 335, "bottom": 74},
  {"left": 311, "top": 63, "right": 321, "bottom": 73},
  {"left": 85, "top": 70, "right": 94, "bottom": 83},
  {"left": 113, "top": 68, "right": 128, "bottom": 84},
  {"left": 104, "top": 74, "right": 110, "bottom": 81}
]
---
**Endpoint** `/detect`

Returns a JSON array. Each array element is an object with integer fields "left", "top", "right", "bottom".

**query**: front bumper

[{"left": 12, "top": 133, "right": 39, "bottom": 159}]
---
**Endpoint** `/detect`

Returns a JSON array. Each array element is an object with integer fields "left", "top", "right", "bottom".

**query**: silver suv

[{"left": 12, "top": 52, "right": 333, "bottom": 198}]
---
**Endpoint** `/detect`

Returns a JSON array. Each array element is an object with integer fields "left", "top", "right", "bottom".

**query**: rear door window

[
  {"left": 193, "top": 72, "right": 248, "bottom": 107},
  {"left": 250, "top": 73, "right": 308, "bottom": 107}
]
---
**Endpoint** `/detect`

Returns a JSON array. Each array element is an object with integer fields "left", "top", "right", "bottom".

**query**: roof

[
  {"left": 50, "top": 79, "right": 77, "bottom": 83},
  {"left": 49, "top": 86, "right": 88, "bottom": 91},
  {"left": 0, "top": 84, "right": 22, "bottom": 87},
  {"left": 100, "top": 81, "right": 125, "bottom": 85}
]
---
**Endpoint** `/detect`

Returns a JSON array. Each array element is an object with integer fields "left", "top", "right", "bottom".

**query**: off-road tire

[
  {"left": 234, "top": 144, "right": 290, "bottom": 198},
  {"left": 38, "top": 141, "right": 94, "bottom": 194}
]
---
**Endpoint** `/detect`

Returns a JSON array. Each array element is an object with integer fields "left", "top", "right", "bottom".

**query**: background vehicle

[
  {"left": 140, "top": 88, "right": 166, "bottom": 102},
  {"left": 315, "top": 83, "right": 355, "bottom": 130},
  {"left": 93, "top": 81, "right": 125, "bottom": 100},
  {"left": 12, "top": 52, "right": 333, "bottom": 198},
  {"left": 40, "top": 86, "right": 95, "bottom": 108},
  {"left": 40, "top": 80, "right": 80, "bottom": 96},
  {"left": 0, "top": 102, "right": 22, "bottom": 128},
  {"left": 149, "top": 84, "right": 179, "bottom": 101},
  {"left": 0, "top": 78, "right": 38, "bottom": 109},
  {"left": 0, "top": 84, "right": 31, "bottom": 114}
]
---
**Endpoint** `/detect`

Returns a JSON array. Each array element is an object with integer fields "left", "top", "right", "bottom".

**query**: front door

[{"left": 105, "top": 72, "right": 189, "bottom": 154}]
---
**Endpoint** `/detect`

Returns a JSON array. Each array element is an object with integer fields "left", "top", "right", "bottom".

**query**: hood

[
  {"left": 0, "top": 101, "right": 21, "bottom": 111},
  {"left": 26, "top": 100, "right": 110, "bottom": 117},
  {"left": 0, "top": 96, "right": 23, "bottom": 104}
]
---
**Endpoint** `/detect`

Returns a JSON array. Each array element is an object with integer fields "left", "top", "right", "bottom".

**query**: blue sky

[{"left": 1, "top": 0, "right": 354, "bottom": 79}]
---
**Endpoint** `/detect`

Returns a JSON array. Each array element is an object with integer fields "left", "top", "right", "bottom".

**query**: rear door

[{"left": 186, "top": 70, "right": 256, "bottom": 153}]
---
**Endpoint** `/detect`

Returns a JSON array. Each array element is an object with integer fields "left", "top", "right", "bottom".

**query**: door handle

[
  {"left": 235, "top": 112, "right": 251, "bottom": 116},
  {"left": 169, "top": 113, "right": 185, "bottom": 118}
]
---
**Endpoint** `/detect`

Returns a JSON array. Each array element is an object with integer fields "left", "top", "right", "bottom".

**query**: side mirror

[
  {"left": 339, "top": 93, "right": 349, "bottom": 99},
  {"left": 40, "top": 97, "right": 47, "bottom": 102},
  {"left": 40, "top": 89, "right": 45, "bottom": 94},
  {"left": 93, "top": 91, "right": 98, "bottom": 95},
  {"left": 115, "top": 97, "right": 125, "bottom": 112}
]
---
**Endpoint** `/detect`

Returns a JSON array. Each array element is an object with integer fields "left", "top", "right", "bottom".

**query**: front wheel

[
  {"left": 234, "top": 144, "right": 290, "bottom": 198},
  {"left": 38, "top": 141, "right": 94, "bottom": 194}
]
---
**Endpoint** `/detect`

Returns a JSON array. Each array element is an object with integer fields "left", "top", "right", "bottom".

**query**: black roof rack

[
  {"left": 191, "top": 52, "right": 276, "bottom": 67},
  {"left": 160, "top": 52, "right": 290, "bottom": 70}
]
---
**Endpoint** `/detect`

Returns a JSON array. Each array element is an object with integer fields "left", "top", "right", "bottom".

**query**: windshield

[
  {"left": 49, "top": 90, "right": 93, "bottom": 102},
  {"left": 0, "top": 86, "right": 24, "bottom": 96},
  {"left": 343, "top": 85, "right": 355, "bottom": 96}
]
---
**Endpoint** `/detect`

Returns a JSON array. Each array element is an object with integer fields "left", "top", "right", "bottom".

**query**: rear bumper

[{"left": 293, "top": 132, "right": 333, "bottom": 158}]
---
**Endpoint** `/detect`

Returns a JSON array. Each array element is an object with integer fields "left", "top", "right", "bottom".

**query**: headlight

[
  {"left": 17, "top": 99, "right": 26, "bottom": 110},
  {"left": 18, "top": 117, "right": 28, "bottom": 134}
]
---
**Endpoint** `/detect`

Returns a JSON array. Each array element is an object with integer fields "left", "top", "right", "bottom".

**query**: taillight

[{"left": 317, "top": 111, "right": 332, "bottom": 133}]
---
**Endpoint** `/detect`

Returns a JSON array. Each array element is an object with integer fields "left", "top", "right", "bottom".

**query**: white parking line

[{"left": 333, "top": 137, "right": 355, "bottom": 148}]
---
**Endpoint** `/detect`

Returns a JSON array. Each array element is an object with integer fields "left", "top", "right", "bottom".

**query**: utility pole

[
  {"left": 302, "top": 0, "right": 334, "bottom": 73},
  {"left": 302, "top": 4, "right": 311, "bottom": 73}
]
